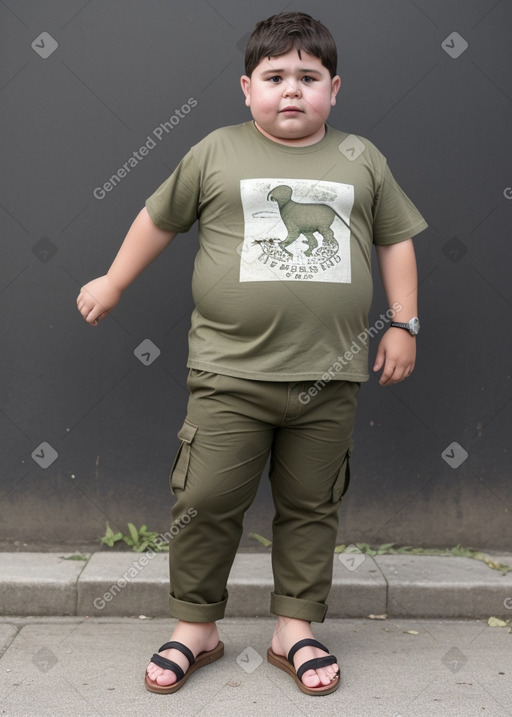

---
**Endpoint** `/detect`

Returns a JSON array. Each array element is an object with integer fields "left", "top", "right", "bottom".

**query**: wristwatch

[{"left": 390, "top": 317, "right": 420, "bottom": 335}]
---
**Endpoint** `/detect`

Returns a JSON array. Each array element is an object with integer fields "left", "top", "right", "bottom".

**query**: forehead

[{"left": 253, "top": 48, "right": 326, "bottom": 74}]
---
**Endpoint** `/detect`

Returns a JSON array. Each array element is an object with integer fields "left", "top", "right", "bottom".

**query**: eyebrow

[{"left": 260, "top": 68, "right": 323, "bottom": 76}]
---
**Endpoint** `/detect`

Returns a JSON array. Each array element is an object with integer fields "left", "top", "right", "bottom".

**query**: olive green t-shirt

[{"left": 146, "top": 121, "right": 427, "bottom": 382}]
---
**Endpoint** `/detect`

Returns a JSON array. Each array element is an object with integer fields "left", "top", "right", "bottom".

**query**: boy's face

[{"left": 240, "top": 49, "right": 340, "bottom": 146}]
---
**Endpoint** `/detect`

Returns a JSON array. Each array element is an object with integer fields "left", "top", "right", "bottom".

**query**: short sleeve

[
  {"left": 145, "top": 150, "right": 201, "bottom": 233},
  {"left": 372, "top": 162, "right": 428, "bottom": 245}
]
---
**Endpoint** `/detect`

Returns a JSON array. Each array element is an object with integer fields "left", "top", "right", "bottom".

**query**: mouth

[{"left": 279, "top": 106, "right": 304, "bottom": 114}]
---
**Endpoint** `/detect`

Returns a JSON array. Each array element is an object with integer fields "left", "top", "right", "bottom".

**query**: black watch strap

[{"left": 390, "top": 317, "right": 420, "bottom": 335}]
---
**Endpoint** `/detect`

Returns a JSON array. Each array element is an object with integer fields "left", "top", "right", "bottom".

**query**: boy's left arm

[{"left": 374, "top": 238, "right": 418, "bottom": 386}]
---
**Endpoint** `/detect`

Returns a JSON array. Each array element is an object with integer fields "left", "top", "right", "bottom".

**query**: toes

[
  {"left": 301, "top": 665, "right": 339, "bottom": 688},
  {"left": 301, "top": 668, "right": 321, "bottom": 688},
  {"left": 156, "top": 668, "right": 178, "bottom": 686},
  {"left": 323, "top": 664, "right": 340, "bottom": 685},
  {"left": 329, "top": 662, "right": 340, "bottom": 679},
  {"left": 146, "top": 662, "right": 178, "bottom": 687}
]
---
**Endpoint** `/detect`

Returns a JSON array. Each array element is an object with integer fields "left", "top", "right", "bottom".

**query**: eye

[
  {"left": 268, "top": 75, "right": 281, "bottom": 83},
  {"left": 302, "top": 75, "right": 315, "bottom": 83}
]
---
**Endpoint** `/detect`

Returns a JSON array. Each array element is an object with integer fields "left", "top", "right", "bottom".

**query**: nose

[{"left": 282, "top": 80, "right": 301, "bottom": 98}]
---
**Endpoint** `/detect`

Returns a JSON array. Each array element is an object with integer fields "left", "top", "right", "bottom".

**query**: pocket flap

[
  {"left": 332, "top": 441, "right": 353, "bottom": 503},
  {"left": 177, "top": 420, "right": 198, "bottom": 444},
  {"left": 169, "top": 420, "right": 198, "bottom": 494}
]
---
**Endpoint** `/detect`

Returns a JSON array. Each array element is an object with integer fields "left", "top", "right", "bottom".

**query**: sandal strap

[
  {"left": 157, "top": 641, "right": 195, "bottom": 667},
  {"left": 287, "top": 638, "right": 329, "bottom": 665},
  {"left": 297, "top": 654, "right": 338, "bottom": 682},
  {"left": 150, "top": 653, "right": 185, "bottom": 682}
]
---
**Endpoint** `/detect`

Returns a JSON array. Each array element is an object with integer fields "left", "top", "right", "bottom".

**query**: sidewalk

[
  {"left": 1, "top": 552, "right": 511, "bottom": 715},
  {"left": 1, "top": 617, "right": 511, "bottom": 716},
  {"left": 1, "top": 550, "right": 511, "bottom": 619}
]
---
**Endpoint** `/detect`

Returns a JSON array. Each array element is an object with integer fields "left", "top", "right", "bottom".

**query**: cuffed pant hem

[
  {"left": 270, "top": 592, "right": 328, "bottom": 623},
  {"left": 169, "top": 593, "right": 227, "bottom": 623}
]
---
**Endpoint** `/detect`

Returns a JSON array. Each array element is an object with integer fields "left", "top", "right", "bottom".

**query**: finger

[
  {"left": 89, "top": 307, "right": 110, "bottom": 325},
  {"left": 373, "top": 351, "right": 385, "bottom": 372},
  {"left": 87, "top": 312, "right": 101, "bottom": 325},
  {"left": 83, "top": 306, "right": 103, "bottom": 325},
  {"left": 379, "top": 363, "right": 396, "bottom": 386},
  {"left": 78, "top": 302, "right": 92, "bottom": 319},
  {"left": 384, "top": 364, "right": 411, "bottom": 385}
]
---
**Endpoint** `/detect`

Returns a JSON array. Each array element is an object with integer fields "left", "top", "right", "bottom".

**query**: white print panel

[{"left": 239, "top": 178, "right": 354, "bottom": 283}]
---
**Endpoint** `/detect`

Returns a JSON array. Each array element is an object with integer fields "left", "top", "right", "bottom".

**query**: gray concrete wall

[{"left": 1, "top": 0, "right": 510, "bottom": 549}]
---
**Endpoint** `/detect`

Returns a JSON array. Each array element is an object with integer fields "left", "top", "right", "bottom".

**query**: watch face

[{"left": 410, "top": 317, "right": 420, "bottom": 335}]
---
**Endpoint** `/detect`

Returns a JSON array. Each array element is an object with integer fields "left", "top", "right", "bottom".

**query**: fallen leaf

[
  {"left": 487, "top": 617, "right": 508, "bottom": 627},
  {"left": 249, "top": 532, "right": 272, "bottom": 547},
  {"left": 405, "top": 630, "right": 419, "bottom": 635}
]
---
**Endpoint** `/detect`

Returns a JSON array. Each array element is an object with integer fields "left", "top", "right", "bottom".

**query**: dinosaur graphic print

[{"left": 239, "top": 178, "right": 354, "bottom": 283}]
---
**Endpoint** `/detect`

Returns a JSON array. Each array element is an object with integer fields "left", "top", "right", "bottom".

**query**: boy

[{"left": 77, "top": 12, "right": 427, "bottom": 696}]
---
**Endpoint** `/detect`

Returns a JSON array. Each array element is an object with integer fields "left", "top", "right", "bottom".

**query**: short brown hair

[{"left": 244, "top": 12, "right": 338, "bottom": 77}]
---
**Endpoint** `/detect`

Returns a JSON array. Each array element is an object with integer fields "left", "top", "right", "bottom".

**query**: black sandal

[
  {"left": 267, "top": 638, "right": 340, "bottom": 695},
  {"left": 145, "top": 639, "right": 224, "bottom": 694}
]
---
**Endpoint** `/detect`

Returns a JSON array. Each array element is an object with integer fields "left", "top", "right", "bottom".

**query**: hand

[
  {"left": 76, "top": 275, "right": 122, "bottom": 326},
  {"left": 373, "top": 327, "right": 416, "bottom": 386}
]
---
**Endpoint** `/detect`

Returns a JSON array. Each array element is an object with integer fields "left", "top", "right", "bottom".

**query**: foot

[
  {"left": 271, "top": 617, "right": 339, "bottom": 689},
  {"left": 146, "top": 620, "right": 219, "bottom": 688}
]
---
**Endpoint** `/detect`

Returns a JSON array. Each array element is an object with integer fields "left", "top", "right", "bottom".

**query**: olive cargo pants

[{"left": 167, "top": 369, "right": 359, "bottom": 623}]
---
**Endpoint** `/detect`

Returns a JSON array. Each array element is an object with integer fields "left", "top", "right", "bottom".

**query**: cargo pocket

[
  {"left": 331, "top": 442, "right": 353, "bottom": 503},
  {"left": 169, "top": 419, "right": 198, "bottom": 494}
]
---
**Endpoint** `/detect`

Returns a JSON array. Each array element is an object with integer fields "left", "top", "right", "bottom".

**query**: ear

[
  {"left": 240, "top": 75, "right": 251, "bottom": 107},
  {"left": 330, "top": 75, "right": 341, "bottom": 106}
]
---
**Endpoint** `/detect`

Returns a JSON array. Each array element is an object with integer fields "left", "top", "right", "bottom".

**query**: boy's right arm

[{"left": 77, "top": 207, "right": 176, "bottom": 326}]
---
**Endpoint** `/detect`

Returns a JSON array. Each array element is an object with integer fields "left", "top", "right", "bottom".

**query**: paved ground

[
  {"left": 1, "top": 551, "right": 511, "bottom": 715},
  {"left": 0, "top": 617, "right": 511, "bottom": 716}
]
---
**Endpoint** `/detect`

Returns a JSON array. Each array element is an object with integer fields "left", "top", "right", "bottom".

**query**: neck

[{"left": 253, "top": 122, "right": 326, "bottom": 146}]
